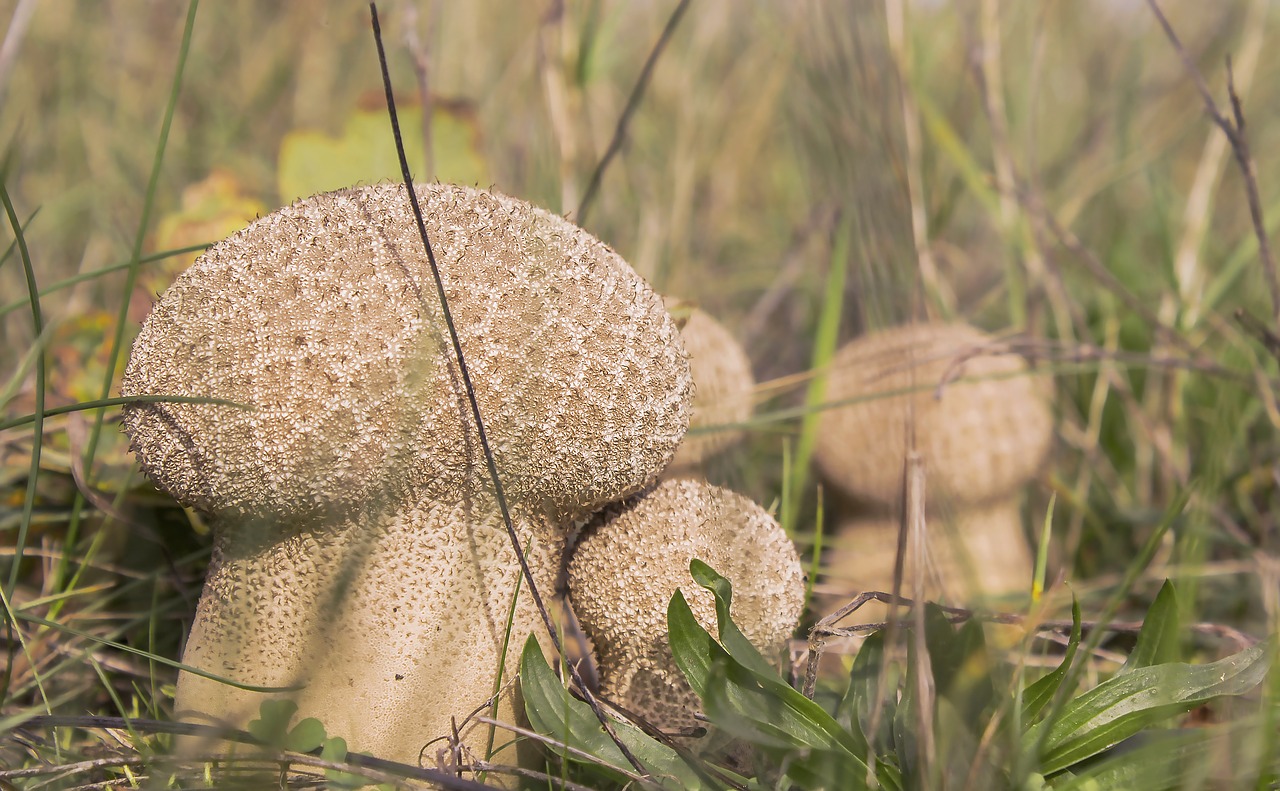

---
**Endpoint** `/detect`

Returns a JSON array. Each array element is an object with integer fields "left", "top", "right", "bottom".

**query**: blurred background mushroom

[
  {"left": 662, "top": 298, "right": 756, "bottom": 479},
  {"left": 120, "top": 183, "right": 692, "bottom": 765},
  {"left": 567, "top": 478, "right": 803, "bottom": 752},
  {"left": 812, "top": 322, "right": 1054, "bottom": 613}
]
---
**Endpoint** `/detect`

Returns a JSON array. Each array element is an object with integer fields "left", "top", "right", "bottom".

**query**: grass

[{"left": 2, "top": 0, "right": 1279, "bottom": 788}]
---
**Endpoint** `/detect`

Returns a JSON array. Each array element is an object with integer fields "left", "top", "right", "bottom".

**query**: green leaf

[
  {"left": 1048, "top": 728, "right": 1217, "bottom": 791},
  {"left": 1025, "top": 597, "right": 1083, "bottom": 724},
  {"left": 320, "top": 737, "right": 370, "bottom": 788},
  {"left": 666, "top": 588, "right": 719, "bottom": 701},
  {"left": 924, "top": 604, "right": 995, "bottom": 722},
  {"left": 247, "top": 699, "right": 328, "bottom": 753},
  {"left": 518, "top": 635, "right": 702, "bottom": 789},
  {"left": 836, "top": 629, "right": 883, "bottom": 755},
  {"left": 247, "top": 699, "right": 299, "bottom": 747},
  {"left": 670, "top": 564, "right": 874, "bottom": 788},
  {"left": 1120, "top": 580, "right": 1180, "bottom": 673},
  {"left": 689, "top": 559, "right": 784, "bottom": 680},
  {"left": 1026, "top": 638, "right": 1271, "bottom": 775},
  {"left": 286, "top": 717, "right": 327, "bottom": 753}
]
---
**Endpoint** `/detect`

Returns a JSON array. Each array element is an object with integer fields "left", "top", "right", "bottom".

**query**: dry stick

[
  {"left": 367, "top": 4, "right": 646, "bottom": 775},
  {"left": 575, "top": 0, "right": 691, "bottom": 226},
  {"left": 1146, "top": 0, "right": 1280, "bottom": 325}
]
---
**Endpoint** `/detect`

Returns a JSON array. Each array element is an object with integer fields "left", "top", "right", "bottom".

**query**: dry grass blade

[
  {"left": 576, "top": 0, "right": 691, "bottom": 225},
  {"left": 1145, "top": 0, "right": 1280, "bottom": 325},
  {"left": 7, "top": 715, "right": 496, "bottom": 790}
]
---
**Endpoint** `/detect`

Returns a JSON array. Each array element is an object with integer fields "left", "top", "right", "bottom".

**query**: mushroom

[
  {"left": 822, "top": 499, "right": 1033, "bottom": 604},
  {"left": 120, "top": 183, "right": 693, "bottom": 764},
  {"left": 813, "top": 322, "right": 1052, "bottom": 605},
  {"left": 663, "top": 301, "right": 756, "bottom": 476},
  {"left": 567, "top": 478, "right": 804, "bottom": 741}
]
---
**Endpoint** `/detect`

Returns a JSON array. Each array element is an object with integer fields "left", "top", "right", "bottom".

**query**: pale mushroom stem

[{"left": 175, "top": 503, "right": 563, "bottom": 765}]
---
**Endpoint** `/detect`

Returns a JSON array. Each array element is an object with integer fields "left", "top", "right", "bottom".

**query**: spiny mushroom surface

[
  {"left": 663, "top": 301, "right": 755, "bottom": 473},
  {"left": 814, "top": 322, "right": 1052, "bottom": 605},
  {"left": 567, "top": 478, "right": 803, "bottom": 739},
  {"left": 121, "top": 183, "right": 692, "bottom": 764}
]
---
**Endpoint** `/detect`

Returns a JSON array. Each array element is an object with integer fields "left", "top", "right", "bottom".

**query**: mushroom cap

[
  {"left": 665, "top": 302, "right": 755, "bottom": 471},
  {"left": 819, "top": 498, "right": 1033, "bottom": 610},
  {"left": 567, "top": 478, "right": 803, "bottom": 734},
  {"left": 813, "top": 322, "right": 1053, "bottom": 509},
  {"left": 121, "top": 183, "right": 692, "bottom": 525}
]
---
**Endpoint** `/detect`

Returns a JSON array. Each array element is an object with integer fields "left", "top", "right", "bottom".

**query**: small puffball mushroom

[
  {"left": 120, "top": 183, "right": 692, "bottom": 764},
  {"left": 664, "top": 301, "right": 756, "bottom": 474},
  {"left": 567, "top": 478, "right": 803, "bottom": 739},
  {"left": 814, "top": 322, "right": 1052, "bottom": 603}
]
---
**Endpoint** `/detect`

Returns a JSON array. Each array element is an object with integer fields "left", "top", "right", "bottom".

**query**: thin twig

[
  {"left": 368, "top": 4, "right": 645, "bottom": 775},
  {"left": 1146, "top": 0, "right": 1280, "bottom": 323},
  {"left": 576, "top": 0, "right": 691, "bottom": 225}
]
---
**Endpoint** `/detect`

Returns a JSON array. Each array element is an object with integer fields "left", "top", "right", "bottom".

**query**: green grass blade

[
  {"left": 0, "top": 243, "right": 209, "bottom": 319},
  {"left": 0, "top": 394, "right": 250, "bottom": 433},
  {"left": 58, "top": 0, "right": 200, "bottom": 599},
  {"left": 0, "top": 181, "right": 45, "bottom": 597},
  {"left": 779, "top": 216, "right": 848, "bottom": 537}
]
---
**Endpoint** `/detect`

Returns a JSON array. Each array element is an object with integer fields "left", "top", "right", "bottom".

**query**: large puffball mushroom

[
  {"left": 120, "top": 183, "right": 692, "bottom": 764},
  {"left": 663, "top": 301, "right": 756, "bottom": 474},
  {"left": 813, "top": 322, "right": 1052, "bottom": 603},
  {"left": 567, "top": 478, "right": 803, "bottom": 740}
]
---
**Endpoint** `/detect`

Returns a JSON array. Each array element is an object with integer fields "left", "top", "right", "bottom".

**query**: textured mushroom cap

[
  {"left": 567, "top": 478, "right": 803, "bottom": 734},
  {"left": 665, "top": 302, "right": 755, "bottom": 471},
  {"left": 121, "top": 183, "right": 692, "bottom": 524},
  {"left": 820, "top": 498, "right": 1032, "bottom": 610},
  {"left": 173, "top": 490, "right": 564, "bottom": 764},
  {"left": 814, "top": 323, "right": 1052, "bottom": 509}
]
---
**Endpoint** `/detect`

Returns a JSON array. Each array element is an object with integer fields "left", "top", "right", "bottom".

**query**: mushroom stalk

[{"left": 178, "top": 502, "right": 562, "bottom": 759}]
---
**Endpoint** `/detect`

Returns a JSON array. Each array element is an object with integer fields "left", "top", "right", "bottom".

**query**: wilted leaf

[{"left": 143, "top": 168, "right": 266, "bottom": 309}]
